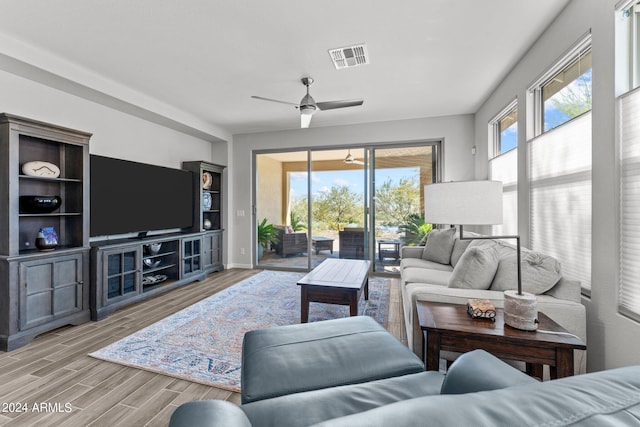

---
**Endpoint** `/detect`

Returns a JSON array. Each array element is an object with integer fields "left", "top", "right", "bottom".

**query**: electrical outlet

[{"left": 240, "top": 248, "right": 245, "bottom": 255}]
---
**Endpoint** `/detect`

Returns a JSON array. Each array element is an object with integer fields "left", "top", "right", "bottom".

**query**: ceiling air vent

[{"left": 328, "top": 44, "right": 369, "bottom": 70}]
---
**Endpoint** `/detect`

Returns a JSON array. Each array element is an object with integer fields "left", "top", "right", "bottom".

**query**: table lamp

[{"left": 423, "top": 180, "right": 538, "bottom": 331}]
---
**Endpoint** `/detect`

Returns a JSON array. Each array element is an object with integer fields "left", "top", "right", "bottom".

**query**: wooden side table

[
  {"left": 312, "top": 236, "right": 334, "bottom": 254},
  {"left": 377, "top": 239, "right": 401, "bottom": 260},
  {"left": 416, "top": 301, "right": 586, "bottom": 379}
]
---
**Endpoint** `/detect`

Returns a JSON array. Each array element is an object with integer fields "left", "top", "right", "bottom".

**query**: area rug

[{"left": 89, "top": 270, "right": 390, "bottom": 392}]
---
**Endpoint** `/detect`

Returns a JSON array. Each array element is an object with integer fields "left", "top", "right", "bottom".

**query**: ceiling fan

[
  {"left": 251, "top": 77, "right": 364, "bottom": 128},
  {"left": 343, "top": 149, "right": 364, "bottom": 165}
]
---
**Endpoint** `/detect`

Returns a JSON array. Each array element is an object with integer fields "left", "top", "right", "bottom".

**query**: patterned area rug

[{"left": 89, "top": 270, "right": 390, "bottom": 392}]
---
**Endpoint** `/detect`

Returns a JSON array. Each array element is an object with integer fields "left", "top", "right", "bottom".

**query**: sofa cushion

[
  {"left": 440, "top": 350, "right": 536, "bottom": 395},
  {"left": 400, "top": 257, "right": 454, "bottom": 272},
  {"left": 242, "top": 371, "right": 444, "bottom": 427},
  {"left": 450, "top": 238, "right": 472, "bottom": 268},
  {"left": 241, "top": 316, "right": 425, "bottom": 404},
  {"left": 490, "top": 243, "right": 562, "bottom": 295},
  {"left": 450, "top": 231, "right": 484, "bottom": 268},
  {"left": 545, "top": 277, "right": 581, "bottom": 303},
  {"left": 422, "top": 228, "right": 456, "bottom": 264},
  {"left": 169, "top": 400, "right": 252, "bottom": 427},
  {"left": 312, "top": 365, "right": 640, "bottom": 427},
  {"left": 402, "top": 267, "right": 452, "bottom": 286},
  {"left": 448, "top": 242, "right": 499, "bottom": 290}
]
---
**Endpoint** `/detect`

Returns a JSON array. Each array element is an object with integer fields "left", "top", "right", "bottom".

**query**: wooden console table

[{"left": 416, "top": 301, "right": 586, "bottom": 379}]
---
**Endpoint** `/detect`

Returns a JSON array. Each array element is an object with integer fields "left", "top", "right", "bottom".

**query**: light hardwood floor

[{"left": 0, "top": 268, "right": 405, "bottom": 427}]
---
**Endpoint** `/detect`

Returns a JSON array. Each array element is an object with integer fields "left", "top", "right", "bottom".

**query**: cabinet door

[
  {"left": 182, "top": 237, "right": 202, "bottom": 277},
  {"left": 209, "top": 232, "right": 222, "bottom": 267},
  {"left": 103, "top": 248, "right": 140, "bottom": 303},
  {"left": 19, "top": 253, "right": 83, "bottom": 330},
  {"left": 203, "top": 234, "right": 214, "bottom": 269}
]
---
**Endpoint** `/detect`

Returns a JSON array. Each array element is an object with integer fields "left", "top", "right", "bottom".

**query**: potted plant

[
  {"left": 399, "top": 213, "right": 433, "bottom": 246},
  {"left": 257, "top": 218, "right": 279, "bottom": 259}
]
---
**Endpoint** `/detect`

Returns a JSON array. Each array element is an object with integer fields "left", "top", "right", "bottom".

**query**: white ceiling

[{"left": 0, "top": 0, "right": 569, "bottom": 138}]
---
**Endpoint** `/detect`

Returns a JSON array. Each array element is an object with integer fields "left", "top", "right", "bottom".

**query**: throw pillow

[
  {"left": 450, "top": 231, "right": 486, "bottom": 268},
  {"left": 448, "top": 242, "right": 500, "bottom": 290},
  {"left": 490, "top": 244, "right": 562, "bottom": 295},
  {"left": 421, "top": 228, "right": 457, "bottom": 265}
]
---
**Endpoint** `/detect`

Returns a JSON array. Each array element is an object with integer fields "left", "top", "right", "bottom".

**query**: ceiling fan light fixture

[
  {"left": 344, "top": 149, "right": 364, "bottom": 165},
  {"left": 300, "top": 104, "right": 316, "bottom": 115},
  {"left": 300, "top": 113, "right": 313, "bottom": 128},
  {"left": 253, "top": 76, "right": 363, "bottom": 129}
]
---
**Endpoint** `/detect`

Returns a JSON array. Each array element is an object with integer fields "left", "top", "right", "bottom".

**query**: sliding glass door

[
  {"left": 254, "top": 142, "right": 440, "bottom": 272},
  {"left": 255, "top": 150, "right": 311, "bottom": 269},
  {"left": 310, "top": 148, "right": 368, "bottom": 266},
  {"left": 372, "top": 146, "right": 437, "bottom": 272}
]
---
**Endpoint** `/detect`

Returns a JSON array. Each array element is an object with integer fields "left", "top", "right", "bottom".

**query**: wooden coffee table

[
  {"left": 416, "top": 301, "right": 586, "bottom": 379},
  {"left": 297, "top": 259, "right": 370, "bottom": 323}
]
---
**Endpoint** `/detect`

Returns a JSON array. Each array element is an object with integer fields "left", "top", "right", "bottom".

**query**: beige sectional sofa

[{"left": 400, "top": 228, "right": 587, "bottom": 373}]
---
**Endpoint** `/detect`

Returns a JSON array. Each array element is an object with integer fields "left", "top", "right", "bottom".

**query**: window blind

[
  {"left": 619, "top": 87, "right": 640, "bottom": 319},
  {"left": 489, "top": 148, "right": 518, "bottom": 235},
  {"left": 529, "top": 112, "right": 592, "bottom": 291}
]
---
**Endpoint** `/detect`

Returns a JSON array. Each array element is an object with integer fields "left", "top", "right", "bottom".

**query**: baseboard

[{"left": 225, "top": 263, "right": 253, "bottom": 269}]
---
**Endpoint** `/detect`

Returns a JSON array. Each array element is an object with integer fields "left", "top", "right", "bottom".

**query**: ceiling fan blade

[
  {"left": 316, "top": 99, "right": 364, "bottom": 111},
  {"left": 353, "top": 159, "right": 365, "bottom": 165},
  {"left": 251, "top": 96, "right": 299, "bottom": 107}
]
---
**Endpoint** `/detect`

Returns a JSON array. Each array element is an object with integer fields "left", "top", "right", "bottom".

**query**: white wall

[
  {"left": 0, "top": 69, "right": 216, "bottom": 168},
  {"left": 230, "top": 114, "right": 475, "bottom": 268},
  {"left": 474, "top": 0, "right": 634, "bottom": 371}
]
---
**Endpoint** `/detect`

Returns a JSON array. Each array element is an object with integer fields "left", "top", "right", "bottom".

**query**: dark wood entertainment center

[
  {"left": 0, "top": 114, "right": 225, "bottom": 350},
  {"left": 90, "top": 230, "right": 223, "bottom": 320},
  {"left": 91, "top": 160, "right": 225, "bottom": 321}
]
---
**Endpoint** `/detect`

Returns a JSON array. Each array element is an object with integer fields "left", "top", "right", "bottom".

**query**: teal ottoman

[{"left": 241, "top": 316, "right": 425, "bottom": 404}]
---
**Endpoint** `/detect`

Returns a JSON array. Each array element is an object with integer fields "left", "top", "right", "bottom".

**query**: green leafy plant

[
  {"left": 399, "top": 213, "right": 433, "bottom": 246},
  {"left": 257, "top": 218, "right": 279, "bottom": 249},
  {"left": 290, "top": 211, "right": 307, "bottom": 231}
]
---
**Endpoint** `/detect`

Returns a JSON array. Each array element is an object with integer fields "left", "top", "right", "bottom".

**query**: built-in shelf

[{"left": 0, "top": 113, "right": 91, "bottom": 352}]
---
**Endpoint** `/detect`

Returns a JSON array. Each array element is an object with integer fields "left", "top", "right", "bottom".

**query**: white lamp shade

[{"left": 424, "top": 181, "right": 503, "bottom": 225}]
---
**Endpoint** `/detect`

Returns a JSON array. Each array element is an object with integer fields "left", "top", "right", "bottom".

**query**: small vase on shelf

[{"left": 35, "top": 227, "right": 58, "bottom": 251}]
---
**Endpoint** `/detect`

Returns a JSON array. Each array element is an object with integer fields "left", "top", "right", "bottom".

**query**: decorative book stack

[{"left": 467, "top": 299, "right": 497, "bottom": 321}]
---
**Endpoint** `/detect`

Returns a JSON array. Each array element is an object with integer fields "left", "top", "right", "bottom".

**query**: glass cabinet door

[
  {"left": 104, "top": 249, "right": 139, "bottom": 301},
  {"left": 183, "top": 238, "right": 202, "bottom": 276}
]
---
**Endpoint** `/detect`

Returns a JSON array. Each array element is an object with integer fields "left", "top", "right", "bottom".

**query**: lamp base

[{"left": 504, "top": 290, "right": 538, "bottom": 331}]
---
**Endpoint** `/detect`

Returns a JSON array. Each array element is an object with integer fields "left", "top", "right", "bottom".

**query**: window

[
  {"left": 618, "top": 0, "right": 640, "bottom": 320},
  {"left": 530, "top": 35, "right": 592, "bottom": 136},
  {"left": 541, "top": 50, "right": 592, "bottom": 132},
  {"left": 492, "top": 102, "right": 518, "bottom": 156},
  {"left": 616, "top": 1, "right": 640, "bottom": 93},
  {"left": 489, "top": 101, "right": 518, "bottom": 235},
  {"left": 619, "top": 88, "right": 640, "bottom": 320},
  {"left": 527, "top": 34, "right": 592, "bottom": 293}
]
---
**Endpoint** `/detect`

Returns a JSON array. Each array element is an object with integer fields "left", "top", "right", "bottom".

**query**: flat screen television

[{"left": 90, "top": 155, "right": 194, "bottom": 237}]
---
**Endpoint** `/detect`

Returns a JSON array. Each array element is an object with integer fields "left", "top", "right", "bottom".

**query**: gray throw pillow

[
  {"left": 422, "top": 228, "right": 457, "bottom": 265},
  {"left": 490, "top": 244, "right": 562, "bottom": 295},
  {"left": 448, "top": 242, "right": 500, "bottom": 290},
  {"left": 450, "top": 239, "right": 471, "bottom": 268},
  {"left": 450, "top": 231, "right": 486, "bottom": 268}
]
